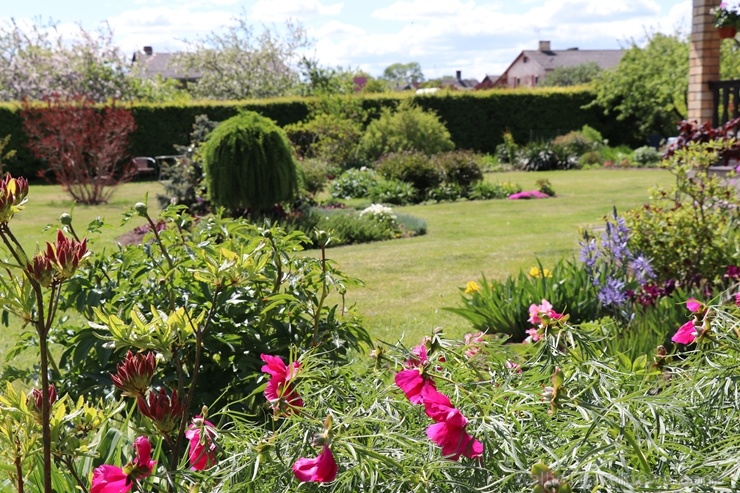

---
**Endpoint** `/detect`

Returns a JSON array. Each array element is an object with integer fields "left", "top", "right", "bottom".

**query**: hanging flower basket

[{"left": 718, "top": 25, "right": 738, "bottom": 39}]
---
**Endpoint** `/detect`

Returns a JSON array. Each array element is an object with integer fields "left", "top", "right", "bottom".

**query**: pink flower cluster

[
  {"left": 261, "top": 354, "right": 303, "bottom": 415},
  {"left": 671, "top": 298, "right": 704, "bottom": 345},
  {"left": 395, "top": 342, "right": 484, "bottom": 461},
  {"left": 261, "top": 353, "right": 338, "bottom": 483},
  {"left": 508, "top": 190, "right": 550, "bottom": 200},
  {"left": 185, "top": 417, "right": 218, "bottom": 471},
  {"left": 525, "top": 299, "right": 563, "bottom": 342},
  {"left": 91, "top": 436, "right": 156, "bottom": 493}
]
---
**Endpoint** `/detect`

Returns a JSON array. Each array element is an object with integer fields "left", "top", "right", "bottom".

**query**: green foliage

[
  {"left": 425, "top": 183, "right": 467, "bottom": 202},
  {"left": 330, "top": 168, "right": 381, "bottom": 199},
  {"left": 358, "top": 101, "right": 454, "bottom": 161},
  {"left": 157, "top": 113, "right": 217, "bottom": 214},
  {"left": 631, "top": 146, "right": 661, "bottom": 167},
  {"left": 431, "top": 150, "right": 484, "bottom": 188},
  {"left": 624, "top": 141, "right": 740, "bottom": 287},
  {"left": 285, "top": 94, "right": 367, "bottom": 168},
  {"left": 446, "top": 259, "right": 603, "bottom": 342},
  {"left": 374, "top": 151, "right": 443, "bottom": 194},
  {"left": 368, "top": 177, "right": 418, "bottom": 205},
  {"left": 51, "top": 208, "right": 370, "bottom": 411},
  {"left": 203, "top": 111, "right": 299, "bottom": 212},
  {"left": 467, "top": 181, "right": 522, "bottom": 200},
  {"left": 517, "top": 141, "right": 578, "bottom": 171},
  {"left": 591, "top": 32, "right": 689, "bottom": 139},
  {"left": 381, "top": 62, "right": 425, "bottom": 86},
  {"left": 540, "top": 61, "right": 602, "bottom": 87},
  {"left": 536, "top": 178, "right": 556, "bottom": 196},
  {"left": 298, "top": 157, "right": 332, "bottom": 196}
]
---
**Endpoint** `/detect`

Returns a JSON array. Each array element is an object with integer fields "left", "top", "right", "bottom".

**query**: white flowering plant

[{"left": 359, "top": 203, "right": 397, "bottom": 226}]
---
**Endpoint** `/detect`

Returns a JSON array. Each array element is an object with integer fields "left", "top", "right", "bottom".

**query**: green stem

[{"left": 312, "top": 244, "right": 328, "bottom": 343}]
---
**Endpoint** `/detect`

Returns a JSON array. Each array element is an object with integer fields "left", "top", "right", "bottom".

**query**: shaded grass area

[{"left": 318, "top": 169, "right": 674, "bottom": 344}]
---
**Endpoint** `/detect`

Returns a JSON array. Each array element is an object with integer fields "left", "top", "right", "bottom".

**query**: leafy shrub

[
  {"left": 432, "top": 150, "right": 484, "bottom": 188},
  {"left": 494, "top": 130, "right": 519, "bottom": 165},
  {"left": 157, "top": 114, "right": 217, "bottom": 215},
  {"left": 374, "top": 151, "right": 443, "bottom": 195},
  {"left": 536, "top": 178, "right": 556, "bottom": 196},
  {"left": 330, "top": 167, "right": 381, "bottom": 199},
  {"left": 468, "top": 181, "right": 522, "bottom": 200},
  {"left": 358, "top": 100, "right": 454, "bottom": 161},
  {"left": 368, "top": 177, "right": 418, "bottom": 205},
  {"left": 516, "top": 141, "right": 561, "bottom": 171},
  {"left": 578, "top": 150, "right": 603, "bottom": 167},
  {"left": 298, "top": 157, "right": 331, "bottom": 196},
  {"left": 312, "top": 208, "right": 395, "bottom": 245},
  {"left": 202, "top": 111, "right": 299, "bottom": 213},
  {"left": 52, "top": 208, "right": 371, "bottom": 413},
  {"left": 395, "top": 212, "right": 427, "bottom": 236},
  {"left": 551, "top": 130, "right": 597, "bottom": 157},
  {"left": 632, "top": 146, "right": 661, "bottom": 167},
  {"left": 624, "top": 142, "right": 740, "bottom": 288},
  {"left": 446, "top": 258, "right": 602, "bottom": 342},
  {"left": 426, "top": 183, "right": 466, "bottom": 202}
]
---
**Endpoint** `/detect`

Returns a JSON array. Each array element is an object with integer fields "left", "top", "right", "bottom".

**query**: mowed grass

[
  {"left": 317, "top": 169, "right": 674, "bottom": 344},
  {"left": 0, "top": 170, "right": 674, "bottom": 366}
]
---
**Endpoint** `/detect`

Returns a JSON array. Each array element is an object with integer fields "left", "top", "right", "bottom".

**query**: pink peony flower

[
  {"left": 91, "top": 436, "right": 155, "bottom": 493},
  {"left": 508, "top": 190, "right": 550, "bottom": 200},
  {"left": 686, "top": 298, "right": 702, "bottom": 313},
  {"left": 91, "top": 465, "right": 130, "bottom": 493},
  {"left": 185, "top": 417, "right": 218, "bottom": 470},
  {"left": 736, "top": 292, "right": 740, "bottom": 307},
  {"left": 395, "top": 369, "right": 436, "bottom": 405},
  {"left": 421, "top": 386, "right": 484, "bottom": 461},
  {"left": 260, "top": 354, "right": 303, "bottom": 411},
  {"left": 671, "top": 320, "right": 698, "bottom": 345},
  {"left": 525, "top": 328, "right": 543, "bottom": 343},
  {"left": 505, "top": 360, "right": 522, "bottom": 373},
  {"left": 292, "top": 445, "right": 338, "bottom": 483}
]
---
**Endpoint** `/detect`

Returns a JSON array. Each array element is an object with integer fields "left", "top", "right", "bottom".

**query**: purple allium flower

[
  {"left": 579, "top": 235, "right": 598, "bottom": 269},
  {"left": 600, "top": 213, "right": 632, "bottom": 265},
  {"left": 598, "top": 278, "right": 627, "bottom": 307}
]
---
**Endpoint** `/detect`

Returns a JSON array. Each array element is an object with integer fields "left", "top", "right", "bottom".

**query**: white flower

[{"left": 359, "top": 203, "right": 397, "bottom": 224}]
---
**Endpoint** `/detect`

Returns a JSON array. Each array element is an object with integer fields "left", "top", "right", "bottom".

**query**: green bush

[
  {"left": 298, "top": 158, "right": 331, "bottom": 196},
  {"left": 494, "top": 130, "right": 519, "bottom": 165},
  {"left": 330, "top": 167, "right": 381, "bottom": 199},
  {"left": 374, "top": 151, "right": 443, "bottom": 195},
  {"left": 432, "top": 150, "right": 484, "bottom": 188},
  {"left": 624, "top": 142, "right": 740, "bottom": 287},
  {"left": 202, "top": 111, "right": 299, "bottom": 213},
  {"left": 368, "top": 177, "right": 418, "bottom": 205},
  {"left": 468, "top": 181, "right": 522, "bottom": 200},
  {"left": 426, "top": 183, "right": 467, "bottom": 202},
  {"left": 358, "top": 100, "right": 454, "bottom": 161},
  {"left": 632, "top": 145, "right": 661, "bottom": 167}
]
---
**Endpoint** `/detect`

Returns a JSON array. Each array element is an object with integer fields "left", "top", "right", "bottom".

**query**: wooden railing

[{"left": 709, "top": 79, "right": 740, "bottom": 127}]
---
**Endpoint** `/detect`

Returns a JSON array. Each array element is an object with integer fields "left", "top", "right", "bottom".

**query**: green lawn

[
  {"left": 0, "top": 170, "right": 674, "bottom": 366},
  {"left": 316, "top": 168, "right": 674, "bottom": 343}
]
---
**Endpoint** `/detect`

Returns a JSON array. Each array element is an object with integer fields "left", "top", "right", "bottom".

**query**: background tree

[
  {"left": 541, "top": 62, "right": 602, "bottom": 87},
  {"left": 203, "top": 111, "right": 299, "bottom": 213},
  {"left": 382, "top": 62, "right": 424, "bottom": 87},
  {"left": 21, "top": 95, "right": 137, "bottom": 204},
  {"left": 174, "top": 16, "right": 311, "bottom": 100},
  {"left": 0, "top": 19, "right": 132, "bottom": 101},
  {"left": 591, "top": 32, "right": 689, "bottom": 140}
]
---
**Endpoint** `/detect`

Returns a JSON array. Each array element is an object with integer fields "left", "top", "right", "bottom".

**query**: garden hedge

[{"left": 0, "top": 89, "right": 634, "bottom": 179}]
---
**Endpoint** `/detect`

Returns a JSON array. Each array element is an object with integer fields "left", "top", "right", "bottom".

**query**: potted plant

[{"left": 713, "top": 2, "right": 740, "bottom": 39}]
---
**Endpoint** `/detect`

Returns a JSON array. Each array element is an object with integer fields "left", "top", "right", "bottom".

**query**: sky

[{"left": 1, "top": 0, "right": 692, "bottom": 81}]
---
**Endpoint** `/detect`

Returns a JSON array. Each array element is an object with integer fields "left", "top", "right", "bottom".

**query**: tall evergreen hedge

[{"left": 0, "top": 90, "right": 636, "bottom": 179}]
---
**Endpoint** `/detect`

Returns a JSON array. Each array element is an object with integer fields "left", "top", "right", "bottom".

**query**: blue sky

[{"left": 2, "top": 0, "right": 692, "bottom": 80}]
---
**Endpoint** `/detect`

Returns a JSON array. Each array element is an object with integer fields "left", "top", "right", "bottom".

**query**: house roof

[
  {"left": 131, "top": 48, "right": 201, "bottom": 81},
  {"left": 520, "top": 48, "right": 624, "bottom": 71}
]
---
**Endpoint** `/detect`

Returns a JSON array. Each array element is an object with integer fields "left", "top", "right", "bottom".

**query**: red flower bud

[
  {"left": 137, "top": 387, "right": 183, "bottom": 436},
  {"left": 26, "top": 253, "right": 54, "bottom": 288},
  {"left": 0, "top": 174, "right": 29, "bottom": 223},
  {"left": 27, "top": 384, "right": 57, "bottom": 421},
  {"left": 45, "top": 230, "right": 88, "bottom": 280},
  {"left": 111, "top": 350, "right": 157, "bottom": 398}
]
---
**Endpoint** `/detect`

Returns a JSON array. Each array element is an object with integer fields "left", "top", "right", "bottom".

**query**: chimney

[
  {"left": 143, "top": 46, "right": 153, "bottom": 56},
  {"left": 456, "top": 70, "right": 462, "bottom": 81},
  {"left": 538, "top": 40, "right": 551, "bottom": 52}
]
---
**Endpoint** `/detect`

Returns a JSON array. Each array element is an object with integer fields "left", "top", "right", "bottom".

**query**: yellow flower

[
  {"left": 464, "top": 281, "right": 480, "bottom": 295},
  {"left": 529, "top": 267, "right": 552, "bottom": 278}
]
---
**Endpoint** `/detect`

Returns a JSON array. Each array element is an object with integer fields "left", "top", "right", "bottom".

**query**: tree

[
  {"left": 21, "top": 95, "right": 137, "bottom": 204},
  {"left": 174, "top": 16, "right": 311, "bottom": 100},
  {"left": 540, "top": 62, "right": 602, "bottom": 87},
  {"left": 382, "top": 62, "right": 424, "bottom": 87},
  {"left": 0, "top": 19, "right": 133, "bottom": 101},
  {"left": 591, "top": 32, "right": 689, "bottom": 139}
]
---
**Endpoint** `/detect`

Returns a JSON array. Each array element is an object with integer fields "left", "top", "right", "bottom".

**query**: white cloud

[
  {"left": 250, "top": 0, "right": 343, "bottom": 21},
  {"left": 372, "top": 0, "right": 480, "bottom": 20}
]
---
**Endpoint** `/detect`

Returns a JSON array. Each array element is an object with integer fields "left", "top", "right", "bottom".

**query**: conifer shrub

[{"left": 202, "top": 111, "right": 299, "bottom": 213}]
